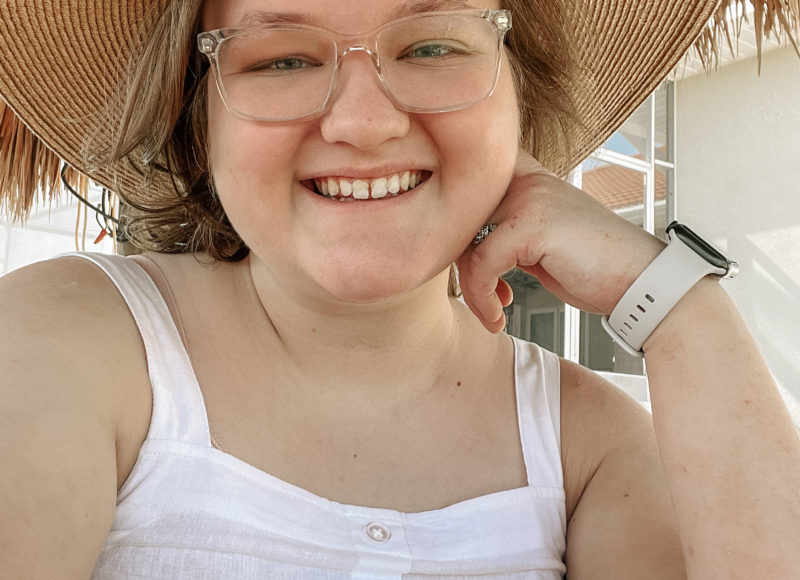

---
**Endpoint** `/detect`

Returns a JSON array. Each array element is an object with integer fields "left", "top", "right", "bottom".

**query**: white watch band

[{"left": 601, "top": 230, "right": 727, "bottom": 356}]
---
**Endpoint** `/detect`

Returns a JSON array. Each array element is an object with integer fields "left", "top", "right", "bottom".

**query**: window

[{"left": 504, "top": 81, "right": 676, "bottom": 400}]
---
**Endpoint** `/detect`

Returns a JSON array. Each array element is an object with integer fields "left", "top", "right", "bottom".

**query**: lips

[{"left": 307, "top": 170, "right": 430, "bottom": 201}]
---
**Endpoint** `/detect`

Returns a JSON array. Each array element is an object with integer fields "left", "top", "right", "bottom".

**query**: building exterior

[
  {"left": 675, "top": 44, "right": 800, "bottom": 423},
  {"left": 504, "top": 36, "right": 800, "bottom": 423}
]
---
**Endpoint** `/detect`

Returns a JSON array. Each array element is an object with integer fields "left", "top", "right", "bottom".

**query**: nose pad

[
  {"left": 339, "top": 46, "right": 380, "bottom": 70},
  {"left": 320, "top": 47, "right": 409, "bottom": 148},
  {"left": 331, "top": 46, "right": 392, "bottom": 106}
]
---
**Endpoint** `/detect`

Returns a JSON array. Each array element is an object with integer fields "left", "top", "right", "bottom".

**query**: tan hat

[{"left": 0, "top": 0, "right": 797, "bottom": 222}]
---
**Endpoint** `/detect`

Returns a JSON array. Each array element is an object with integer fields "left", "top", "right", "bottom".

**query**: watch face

[{"left": 667, "top": 221, "right": 731, "bottom": 272}]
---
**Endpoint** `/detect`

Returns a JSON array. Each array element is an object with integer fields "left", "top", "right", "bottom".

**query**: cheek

[
  {"left": 209, "top": 102, "right": 287, "bottom": 183},
  {"left": 205, "top": 88, "right": 316, "bottom": 254},
  {"left": 430, "top": 66, "right": 520, "bottom": 197},
  {"left": 206, "top": 87, "right": 302, "bottom": 210}
]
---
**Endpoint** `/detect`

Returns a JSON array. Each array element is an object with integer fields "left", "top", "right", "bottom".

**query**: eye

[
  {"left": 400, "top": 41, "right": 465, "bottom": 60},
  {"left": 246, "top": 56, "right": 321, "bottom": 73},
  {"left": 271, "top": 57, "right": 313, "bottom": 70},
  {"left": 407, "top": 43, "right": 451, "bottom": 58}
]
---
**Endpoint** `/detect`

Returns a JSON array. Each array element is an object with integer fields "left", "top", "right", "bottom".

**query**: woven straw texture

[
  {"left": 0, "top": 0, "right": 169, "bottom": 220},
  {"left": 0, "top": 0, "right": 797, "bottom": 221}
]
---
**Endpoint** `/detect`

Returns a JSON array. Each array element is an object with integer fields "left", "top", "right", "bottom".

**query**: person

[{"left": 0, "top": 0, "right": 798, "bottom": 578}]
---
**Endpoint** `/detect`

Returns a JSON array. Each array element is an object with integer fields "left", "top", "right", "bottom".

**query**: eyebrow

[
  {"left": 388, "top": 0, "right": 477, "bottom": 20},
  {"left": 235, "top": 0, "right": 477, "bottom": 28},
  {"left": 235, "top": 10, "right": 314, "bottom": 27}
]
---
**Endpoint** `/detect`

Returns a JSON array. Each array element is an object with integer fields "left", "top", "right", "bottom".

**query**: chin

[
  {"left": 313, "top": 264, "right": 441, "bottom": 305},
  {"left": 320, "top": 276, "right": 417, "bottom": 304}
]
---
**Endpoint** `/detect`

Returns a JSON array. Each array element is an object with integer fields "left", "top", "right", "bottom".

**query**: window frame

[{"left": 563, "top": 81, "right": 677, "bottom": 402}]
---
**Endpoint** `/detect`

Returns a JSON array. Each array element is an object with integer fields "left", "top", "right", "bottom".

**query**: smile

[{"left": 309, "top": 171, "right": 430, "bottom": 201}]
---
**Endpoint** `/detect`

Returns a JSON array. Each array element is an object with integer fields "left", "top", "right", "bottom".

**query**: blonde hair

[{"left": 91, "top": 0, "right": 582, "bottom": 293}]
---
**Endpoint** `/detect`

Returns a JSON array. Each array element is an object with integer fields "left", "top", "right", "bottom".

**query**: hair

[{"left": 88, "top": 0, "right": 583, "bottom": 293}]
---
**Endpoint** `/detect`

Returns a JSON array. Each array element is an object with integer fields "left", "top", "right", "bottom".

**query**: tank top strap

[
  {"left": 63, "top": 252, "right": 212, "bottom": 446},
  {"left": 511, "top": 336, "right": 563, "bottom": 490}
]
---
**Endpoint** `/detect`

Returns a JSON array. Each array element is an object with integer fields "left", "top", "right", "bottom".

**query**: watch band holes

[
  {"left": 630, "top": 314, "right": 639, "bottom": 322},
  {"left": 645, "top": 294, "right": 655, "bottom": 303},
  {"left": 624, "top": 322, "right": 633, "bottom": 330},
  {"left": 619, "top": 328, "right": 628, "bottom": 336},
  {"left": 637, "top": 305, "right": 646, "bottom": 313}
]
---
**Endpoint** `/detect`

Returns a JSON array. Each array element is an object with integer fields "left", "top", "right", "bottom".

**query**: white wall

[
  {"left": 1, "top": 190, "right": 115, "bottom": 275},
  {"left": 675, "top": 46, "right": 800, "bottom": 424}
]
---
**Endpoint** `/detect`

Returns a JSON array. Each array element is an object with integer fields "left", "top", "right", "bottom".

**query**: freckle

[
  {"left": 744, "top": 399, "right": 751, "bottom": 405},
  {"left": 353, "top": 453, "right": 358, "bottom": 459},
  {"left": 681, "top": 465, "right": 688, "bottom": 473},
  {"left": 623, "top": 493, "right": 630, "bottom": 498},
  {"left": 457, "top": 381, "right": 462, "bottom": 387},
  {"left": 311, "top": 327, "right": 317, "bottom": 333}
]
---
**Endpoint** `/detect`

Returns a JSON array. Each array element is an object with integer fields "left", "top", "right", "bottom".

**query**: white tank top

[{"left": 73, "top": 252, "right": 566, "bottom": 579}]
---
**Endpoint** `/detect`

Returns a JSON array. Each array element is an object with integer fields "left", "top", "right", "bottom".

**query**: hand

[{"left": 456, "top": 150, "right": 665, "bottom": 333}]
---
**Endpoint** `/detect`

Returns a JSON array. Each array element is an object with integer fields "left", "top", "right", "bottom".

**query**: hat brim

[{"left": 0, "top": 0, "right": 794, "bottom": 219}]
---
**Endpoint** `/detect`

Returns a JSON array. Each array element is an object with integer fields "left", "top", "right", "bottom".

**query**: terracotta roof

[{"left": 582, "top": 162, "right": 667, "bottom": 210}]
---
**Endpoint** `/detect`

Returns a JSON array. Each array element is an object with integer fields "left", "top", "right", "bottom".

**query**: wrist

[
  {"left": 641, "top": 276, "right": 724, "bottom": 355},
  {"left": 601, "top": 222, "right": 738, "bottom": 356}
]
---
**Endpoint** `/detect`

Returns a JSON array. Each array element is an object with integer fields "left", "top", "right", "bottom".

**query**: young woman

[{"left": 1, "top": 0, "right": 798, "bottom": 578}]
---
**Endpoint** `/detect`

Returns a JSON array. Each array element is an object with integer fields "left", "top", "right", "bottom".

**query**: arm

[
  {"left": 0, "top": 257, "right": 147, "bottom": 578},
  {"left": 642, "top": 278, "right": 800, "bottom": 577},
  {"left": 560, "top": 359, "right": 686, "bottom": 578},
  {"left": 457, "top": 150, "right": 800, "bottom": 577}
]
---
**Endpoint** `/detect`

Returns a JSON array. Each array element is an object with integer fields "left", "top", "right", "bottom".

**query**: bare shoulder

[
  {"left": 0, "top": 255, "right": 150, "bottom": 578},
  {"left": 559, "top": 358, "right": 686, "bottom": 578},
  {"left": 558, "top": 358, "right": 654, "bottom": 518}
]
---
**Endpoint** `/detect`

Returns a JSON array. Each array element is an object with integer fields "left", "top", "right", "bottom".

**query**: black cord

[
  {"left": 60, "top": 164, "right": 120, "bottom": 226},
  {"left": 94, "top": 189, "right": 107, "bottom": 231}
]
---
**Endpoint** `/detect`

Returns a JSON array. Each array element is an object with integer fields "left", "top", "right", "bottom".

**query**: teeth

[
  {"left": 314, "top": 171, "right": 423, "bottom": 200},
  {"left": 400, "top": 171, "right": 410, "bottom": 191},
  {"left": 352, "top": 180, "right": 369, "bottom": 200},
  {"left": 388, "top": 175, "right": 400, "bottom": 194},
  {"left": 327, "top": 178, "right": 339, "bottom": 196},
  {"left": 371, "top": 178, "right": 388, "bottom": 199}
]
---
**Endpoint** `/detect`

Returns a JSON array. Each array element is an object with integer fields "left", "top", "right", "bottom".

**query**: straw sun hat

[{"left": 0, "top": 0, "right": 798, "bottom": 224}]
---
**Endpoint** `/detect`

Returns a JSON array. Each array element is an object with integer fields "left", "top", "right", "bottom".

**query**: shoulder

[
  {"left": 0, "top": 254, "right": 152, "bottom": 473},
  {"left": 558, "top": 359, "right": 653, "bottom": 516},
  {"left": 0, "top": 254, "right": 151, "bottom": 576},
  {"left": 558, "top": 358, "right": 686, "bottom": 577},
  {"left": 0, "top": 254, "right": 143, "bottom": 359},
  {"left": 1, "top": 254, "right": 154, "bottom": 487},
  {"left": 1, "top": 254, "right": 149, "bottom": 362}
]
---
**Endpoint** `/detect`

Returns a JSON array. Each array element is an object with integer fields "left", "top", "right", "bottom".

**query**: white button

[{"left": 364, "top": 522, "right": 391, "bottom": 542}]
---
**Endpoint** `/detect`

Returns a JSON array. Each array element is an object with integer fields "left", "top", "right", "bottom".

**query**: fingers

[
  {"left": 458, "top": 148, "right": 667, "bottom": 332},
  {"left": 455, "top": 151, "right": 552, "bottom": 333},
  {"left": 457, "top": 219, "right": 544, "bottom": 333},
  {"left": 497, "top": 277, "right": 513, "bottom": 308}
]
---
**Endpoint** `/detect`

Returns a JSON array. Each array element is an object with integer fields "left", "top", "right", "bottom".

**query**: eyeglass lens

[{"left": 215, "top": 14, "right": 502, "bottom": 121}]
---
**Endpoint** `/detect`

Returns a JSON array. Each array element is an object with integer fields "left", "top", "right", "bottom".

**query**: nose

[{"left": 319, "top": 51, "right": 410, "bottom": 149}]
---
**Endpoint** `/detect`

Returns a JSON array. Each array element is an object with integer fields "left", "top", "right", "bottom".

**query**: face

[{"left": 203, "top": 0, "right": 520, "bottom": 303}]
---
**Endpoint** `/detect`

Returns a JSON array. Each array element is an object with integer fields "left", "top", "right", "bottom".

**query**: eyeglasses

[{"left": 197, "top": 9, "right": 512, "bottom": 123}]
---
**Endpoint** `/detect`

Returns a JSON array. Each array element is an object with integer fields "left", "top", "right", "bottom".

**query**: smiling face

[{"left": 202, "top": 0, "right": 520, "bottom": 303}]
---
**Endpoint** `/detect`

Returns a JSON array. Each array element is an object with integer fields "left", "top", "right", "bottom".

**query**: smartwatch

[{"left": 601, "top": 221, "right": 739, "bottom": 357}]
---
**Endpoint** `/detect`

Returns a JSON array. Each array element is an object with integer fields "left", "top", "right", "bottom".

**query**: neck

[{"left": 244, "top": 256, "right": 473, "bottom": 396}]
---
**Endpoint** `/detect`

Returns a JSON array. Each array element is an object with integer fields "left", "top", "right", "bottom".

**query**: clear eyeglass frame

[{"left": 197, "top": 9, "right": 512, "bottom": 123}]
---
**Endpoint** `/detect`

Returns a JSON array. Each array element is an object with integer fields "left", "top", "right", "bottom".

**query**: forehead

[{"left": 203, "top": 0, "right": 502, "bottom": 32}]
